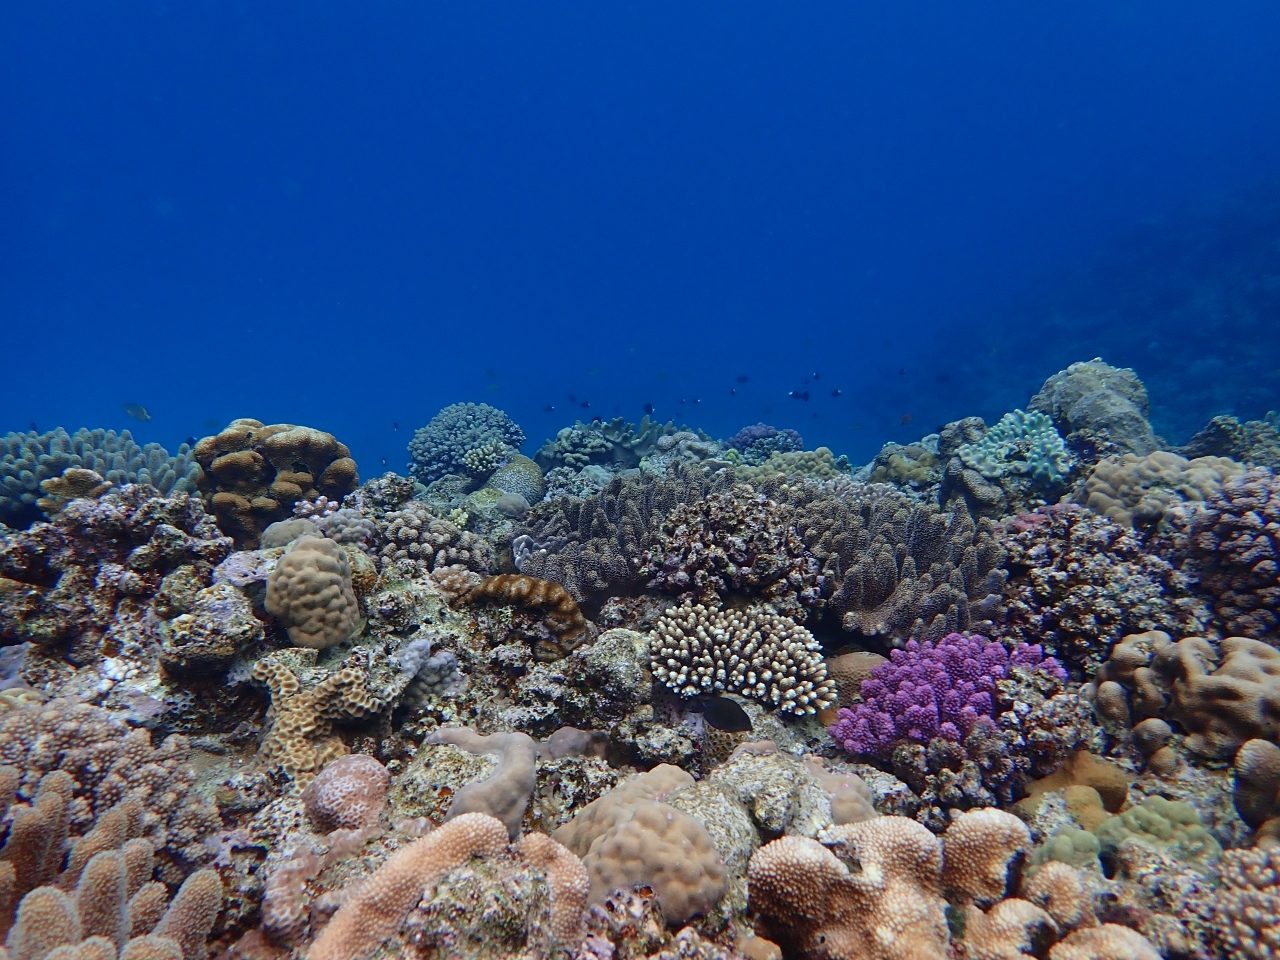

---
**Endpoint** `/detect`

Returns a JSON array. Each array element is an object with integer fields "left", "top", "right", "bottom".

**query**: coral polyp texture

[
  {"left": 4, "top": 362, "right": 1278, "bottom": 958},
  {"left": 407, "top": 402, "right": 525, "bottom": 485},
  {"left": 651, "top": 603, "right": 835, "bottom": 715},
  {"left": 192, "top": 418, "right": 358, "bottom": 547},
  {"left": 828, "top": 632, "right": 1065, "bottom": 760}
]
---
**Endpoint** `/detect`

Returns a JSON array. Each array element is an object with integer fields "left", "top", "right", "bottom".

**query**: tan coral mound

[
  {"left": 266, "top": 536, "right": 362, "bottom": 650},
  {"left": 193, "top": 419, "right": 357, "bottom": 547},
  {"left": 1075, "top": 450, "right": 1242, "bottom": 529},
  {"left": 306, "top": 812, "right": 509, "bottom": 960}
]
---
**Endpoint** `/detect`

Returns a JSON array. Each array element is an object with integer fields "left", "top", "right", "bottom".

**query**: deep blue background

[{"left": 4, "top": 2, "right": 1280, "bottom": 471}]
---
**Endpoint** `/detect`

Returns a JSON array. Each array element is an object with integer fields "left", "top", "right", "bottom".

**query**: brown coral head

[{"left": 460, "top": 573, "right": 591, "bottom": 660}]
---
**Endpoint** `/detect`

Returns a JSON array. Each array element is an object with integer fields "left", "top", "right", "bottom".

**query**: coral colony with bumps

[{"left": 2, "top": 358, "right": 1280, "bottom": 959}]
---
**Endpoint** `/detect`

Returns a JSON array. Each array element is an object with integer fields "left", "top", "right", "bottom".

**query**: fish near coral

[{"left": 459, "top": 573, "right": 591, "bottom": 660}]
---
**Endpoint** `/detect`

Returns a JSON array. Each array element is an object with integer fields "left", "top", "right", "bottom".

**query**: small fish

[
  {"left": 831, "top": 388, "right": 842, "bottom": 398},
  {"left": 811, "top": 371, "right": 821, "bottom": 381},
  {"left": 392, "top": 421, "right": 400, "bottom": 431},
  {"left": 788, "top": 390, "right": 810, "bottom": 401},
  {"left": 544, "top": 404, "right": 557, "bottom": 413},
  {"left": 122, "top": 403, "right": 152, "bottom": 422},
  {"left": 643, "top": 402, "right": 655, "bottom": 415},
  {"left": 568, "top": 393, "right": 577, "bottom": 404},
  {"left": 27, "top": 421, "right": 39, "bottom": 432},
  {"left": 693, "top": 695, "right": 752, "bottom": 733},
  {"left": 579, "top": 400, "right": 591, "bottom": 410},
  {"left": 183, "top": 436, "right": 197, "bottom": 447},
  {"left": 735, "top": 374, "right": 750, "bottom": 384},
  {"left": 899, "top": 413, "right": 914, "bottom": 426},
  {"left": 381, "top": 457, "right": 388, "bottom": 467},
  {"left": 729, "top": 387, "right": 737, "bottom": 396},
  {"left": 898, "top": 367, "right": 907, "bottom": 377}
]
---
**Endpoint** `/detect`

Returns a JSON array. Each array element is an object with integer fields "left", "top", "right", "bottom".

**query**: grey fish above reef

[{"left": 122, "top": 403, "right": 152, "bottom": 422}]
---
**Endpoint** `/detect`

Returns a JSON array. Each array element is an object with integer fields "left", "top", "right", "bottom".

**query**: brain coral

[
  {"left": 551, "top": 764, "right": 727, "bottom": 926},
  {"left": 193, "top": 419, "right": 358, "bottom": 547},
  {"left": 651, "top": 603, "right": 835, "bottom": 715},
  {"left": 407, "top": 402, "right": 525, "bottom": 485},
  {"left": 266, "top": 536, "right": 362, "bottom": 650},
  {"left": 0, "top": 427, "right": 199, "bottom": 528}
]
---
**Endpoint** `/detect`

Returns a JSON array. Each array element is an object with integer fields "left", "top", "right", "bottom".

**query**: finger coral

[{"left": 651, "top": 604, "right": 835, "bottom": 715}]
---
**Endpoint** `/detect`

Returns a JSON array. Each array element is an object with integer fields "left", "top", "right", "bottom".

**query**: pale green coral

[
  {"left": 1094, "top": 796, "right": 1222, "bottom": 866},
  {"left": 956, "top": 409, "right": 1073, "bottom": 485}
]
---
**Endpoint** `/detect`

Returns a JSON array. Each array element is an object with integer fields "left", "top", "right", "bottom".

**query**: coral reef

[
  {"left": 407, "top": 403, "right": 525, "bottom": 485},
  {"left": 0, "top": 428, "right": 198, "bottom": 528},
  {"left": 650, "top": 604, "right": 835, "bottom": 716},
  {"left": 999, "top": 503, "right": 1209, "bottom": 673},
  {"left": 192, "top": 419, "right": 358, "bottom": 548},
  {"left": 0, "top": 485, "right": 233, "bottom": 678},
  {"left": 1180, "top": 467, "right": 1280, "bottom": 640},
  {"left": 8, "top": 362, "right": 1275, "bottom": 958},
  {"left": 1029, "top": 357, "right": 1157, "bottom": 458}
]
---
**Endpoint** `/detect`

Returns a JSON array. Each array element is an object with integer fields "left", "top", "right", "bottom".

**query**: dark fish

[
  {"left": 898, "top": 367, "right": 907, "bottom": 377},
  {"left": 899, "top": 413, "right": 914, "bottom": 426},
  {"left": 28, "top": 421, "right": 39, "bottom": 432},
  {"left": 122, "top": 403, "right": 152, "bottom": 422},
  {"left": 831, "top": 388, "right": 842, "bottom": 398},
  {"left": 579, "top": 400, "right": 591, "bottom": 409},
  {"left": 693, "top": 695, "right": 752, "bottom": 733},
  {"left": 811, "top": 371, "right": 821, "bottom": 380},
  {"left": 184, "top": 436, "right": 197, "bottom": 447},
  {"left": 788, "top": 390, "right": 810, "bottom": 401},
  {"left": 392, "top": 421, "right": 399, "bottom": 431},
  {"left": 643, "top": 402, "right": 655, "bottom": 415},
  {"left": 735, "top": 374, "right": 750, "bottom": 384},
  {"left": 568, "top": 393, "right": 577, "bottom": 404},
  {"left": 729, "top": 387, "right": 737, "bottom": 396},
  {"left": 544, "top": 404, "right": 556, "bottom": 413}
]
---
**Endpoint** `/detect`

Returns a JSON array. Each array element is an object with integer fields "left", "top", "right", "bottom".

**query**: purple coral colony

[{"left": 1, "top": 359, "right": 1279, "bottom": 960}]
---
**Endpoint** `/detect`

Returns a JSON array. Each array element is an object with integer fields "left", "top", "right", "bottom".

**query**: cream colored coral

[
  {"left": 943, "top": 809, "right": 1032, "bottom": 907},
  {"left": 266, "top": 536, "right": 362, "bottom": 649},
  {"left": 651, "top": 604, "right": 835, "bottom": 715},
  {"left": 306, "top": 813, "right": 508, "bottom": 960},
  {"left": 551, "top": 765, "right": 726, "bottom": 926},
  {"left": 513, "top": 832, "right": 589, "bottom": 947},
  {"left": 1048, "top": 924, "right": 1161, "bottom": 960},
  {"left": 959, "top": 899, "right": 1056, "bottom": 960},
  {"left": 1076, "top": 451, "right": 1242, "bottom": 528},
  {"left": 749, "top": 816, "right": 948, "bottom": 960},
  {"left": 1020, "top": 862, "right": 1094, "bottom": 933}
]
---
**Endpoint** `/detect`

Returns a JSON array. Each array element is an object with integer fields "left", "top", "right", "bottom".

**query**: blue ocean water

[{"left": 4, "top": 2, "right": 1279, "bottom": 468}]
